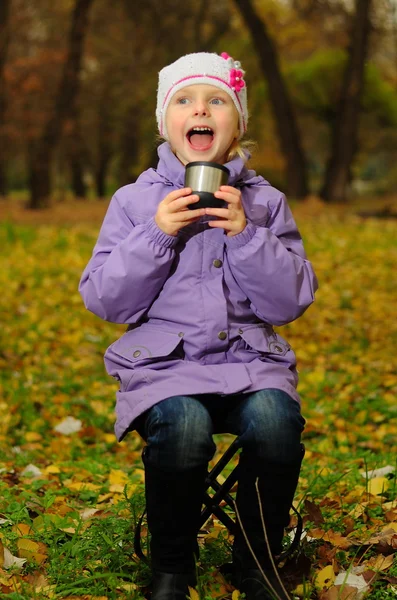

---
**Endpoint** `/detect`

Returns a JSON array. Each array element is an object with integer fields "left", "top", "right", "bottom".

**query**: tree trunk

[
  {"left": 0, "top": 0, "right": 11, "bottom": 197},
  {"left": 233, "top": 0, "right": 308, "bottom": 198},
  {"left": 118, "top": 105, "right": 141, "bottom": 187},
  {"left": 321, "top": 0, "right": 372, "bottom": 202},
  {"left": 67, "top": 114, "right": 88, "bottom": 198},
  {"left": 95, "top": 154, "right": 111, "bottom": 198},
  {"left": 28, "top": 0, "right": 94, "bottom": 209},
  {"left": 93, "top": 85, "right": 114, "bottom": 198},
  {"left": 70, "top": 156, "right": 87, "bottom": 198}
]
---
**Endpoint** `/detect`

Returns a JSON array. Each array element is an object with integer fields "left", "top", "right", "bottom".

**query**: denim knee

[
  {"left": 227, "top": 389, "right": 305, "bottom": 464},
  {"left": 141, "top": 395, "right": 216, "bottom": 471}
]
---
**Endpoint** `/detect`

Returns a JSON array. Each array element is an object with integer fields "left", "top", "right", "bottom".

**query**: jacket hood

[{"left": 138, "top": 142, "right": 270, "bottom": 189}]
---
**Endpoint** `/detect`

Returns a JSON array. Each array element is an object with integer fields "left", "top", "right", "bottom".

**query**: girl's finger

[
  {"left": 205, "top": 207, "right": 230, "bottom": 219},
  {"left": 176, "top": 207, "right": 205, "bottom": 221},
  {"left": 169, "top": 194, "right": 200, "bottom": 211},
  {"left": 163, "top": 187, "right": 192, "bottom": 204},
  {"left": 219, "top": 185, "right": 240, "bottom": 194},
  {"left": 216, "top": 186, "right": 241, "bottom": 198},
  {"left": 208, "top": 219, "right": 233, "bottom": 230}
]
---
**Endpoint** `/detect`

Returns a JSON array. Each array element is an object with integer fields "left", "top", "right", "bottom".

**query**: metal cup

[{"left": 184, "top": 161, "right": 230, "bottom": 209}]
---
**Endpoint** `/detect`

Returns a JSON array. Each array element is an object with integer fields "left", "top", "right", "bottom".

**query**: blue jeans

[
  {"left": 137, "top": 389, "right": 305, "bottom": 571},
  {"left": 137, "top": 388, "right": 305, "bottom": 471}
]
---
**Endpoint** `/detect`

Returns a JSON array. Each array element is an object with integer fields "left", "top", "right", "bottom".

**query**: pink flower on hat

[
  {"left": 221, "top": 52, "right": 245, "bottom": 92},
  {"left": 230, "top": 68, "right": 245, "bottom": 92}
]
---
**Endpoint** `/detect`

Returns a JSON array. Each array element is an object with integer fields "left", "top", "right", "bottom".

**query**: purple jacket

[{"left": 79, "top": 143, "right": 318, "bottom": 441}]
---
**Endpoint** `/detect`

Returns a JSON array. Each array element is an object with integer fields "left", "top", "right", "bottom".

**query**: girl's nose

[{"left": 194, "top": 102, "right": 209, "bottom": 116}]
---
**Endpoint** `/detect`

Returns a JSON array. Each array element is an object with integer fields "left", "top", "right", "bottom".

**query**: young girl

[{"left": 79, "top": 52, "right": 318, "bottom": 600}]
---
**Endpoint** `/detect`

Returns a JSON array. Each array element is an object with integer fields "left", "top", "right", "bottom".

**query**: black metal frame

[
  {"left": 134, "top": 437, "right": 304, "bottom": 563},
  {"left": 199, "top": 436, "right": 241, "bottom": 534}
]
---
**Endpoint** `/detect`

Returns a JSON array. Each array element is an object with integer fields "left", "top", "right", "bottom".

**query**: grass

[{"left": 0, "top": 196, "right": 396, "bottom": 599}]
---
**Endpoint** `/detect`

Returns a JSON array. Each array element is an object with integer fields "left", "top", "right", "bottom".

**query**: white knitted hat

[{"left": 156, "top": 52, "right": 248, "bottom": 140}]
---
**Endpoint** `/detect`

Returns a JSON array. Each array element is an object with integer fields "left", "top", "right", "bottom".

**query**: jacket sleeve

[
  {"left": 225, "top": 193, "right": 318, "bottom": 326},
  {"left": 78, "top": 193, "right": 179, "bottom": 323}
]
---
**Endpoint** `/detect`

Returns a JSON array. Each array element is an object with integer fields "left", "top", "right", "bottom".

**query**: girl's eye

[
  {"left": 210, "top": 98, "right": 224, "bottom": 105},
  {"left": 176, "top": 97, "right": 190, "bottom": 105}
]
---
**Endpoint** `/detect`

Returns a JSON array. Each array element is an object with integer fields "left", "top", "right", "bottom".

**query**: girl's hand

[
  {"left": 155, "top": 188, "right": 205, "bottom": 236},
  {"left": 205, "top": 186, "right": 246, "bottom": 237}
]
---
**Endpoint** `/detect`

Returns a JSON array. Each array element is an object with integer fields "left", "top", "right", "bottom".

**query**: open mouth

[{"left": 187, "top": 127, "right": 214, "bottom": 150}]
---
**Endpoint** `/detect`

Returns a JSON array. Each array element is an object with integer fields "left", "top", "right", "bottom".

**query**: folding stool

[
  {"left": 199, "top": 437, "right": 304, "bottom": 563},
  {"left": 134, "top": 436, "right": 304, "bottom": 563}
]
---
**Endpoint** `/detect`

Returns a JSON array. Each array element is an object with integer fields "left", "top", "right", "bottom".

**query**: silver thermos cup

[{"left": 184, "top": 161, "right": 230, "bottom": 209}]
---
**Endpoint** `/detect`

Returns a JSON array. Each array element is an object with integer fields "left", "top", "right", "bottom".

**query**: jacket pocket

[
  {"left": 238, "top": 324, "right": 295, "bottom": 366},
  {"left": 104, "top": 326, "right": 184, "bottom": 389},
  {"left": 105, "top": 327, "right": 184, "bottom": 366}
]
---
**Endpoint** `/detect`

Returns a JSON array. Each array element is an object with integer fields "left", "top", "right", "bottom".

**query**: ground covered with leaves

[{"left": 0, "top": 198, "right": 396, "bottom": 600}]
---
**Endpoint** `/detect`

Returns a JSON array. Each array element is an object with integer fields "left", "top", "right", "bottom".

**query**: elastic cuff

[
  {"left": 145, "top": 217, "right": 179, "bottom": 248},
  {"left": 225, "top": 222, "right": 257, "bottom": 249}
]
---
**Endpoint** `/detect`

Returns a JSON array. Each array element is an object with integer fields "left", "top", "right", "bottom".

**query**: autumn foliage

[{"left": 0, "top": 198, "right": 396, "bottom": 599}]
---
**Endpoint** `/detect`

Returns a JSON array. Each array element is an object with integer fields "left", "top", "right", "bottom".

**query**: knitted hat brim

[{"left": 158, "top": 76, "right": 247, "bottom": 140}]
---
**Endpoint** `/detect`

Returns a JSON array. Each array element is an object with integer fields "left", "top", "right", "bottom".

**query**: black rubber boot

[
  {"left": 232, "top": 451, "right": 303, "bottom": 599},
  {"left": 237, "top": 568, "right": 289, "bottom": 599},
  {"left": 143, "top": 451, "right": 207, "bottom": 598},
  {"left": 151, "top": 570, "right": 196, "bottom": 600}
]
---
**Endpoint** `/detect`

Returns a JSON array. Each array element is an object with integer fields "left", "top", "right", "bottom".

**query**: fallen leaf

[
  {"left": 360, "top": 465, "right": 395, "bottom": 479},
  {"left": 25, "top": 432, "right": 43, "bottom": 442},
  {"left": 17, "top": 538, "right": 47, "bottom": 565},
  {"left": 333, "top": 572, "right": 370, "bottom": 599},
  {"left": 188, "top": 587, "right": 200, "bottom": 600},
  {"left": 20, "top": 464, "right": 42, "bottom": 478},
  {"left": 366, "top": 554, "right": 394, "bottom": 572},
  {"left": 1, "top": 543, "right": 27, "bottom": 570},
  {"left": 305, "top": 499, "right": 325, "bottom": 524},
  {"left": 315, "top": 565, "right": 336, "bottom": 590},
  {"left": 366, "top": 477, "right": 390, "bottom": 496},
  {"left": 54, "top": 416, "right": 82, "bottom": 435},
  {"left": 365, "top": 528, "right": 397, "bottom": 552},
  {"left": 308, "top": 528, "right": 352, "bottom": 549},
  {"left": 13, "top": 523, "right": 33, "bottom": 536},
  {"left": 320, "top": 584, "right": 363, "bottom": 599}
]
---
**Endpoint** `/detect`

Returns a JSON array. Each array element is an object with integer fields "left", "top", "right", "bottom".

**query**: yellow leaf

[
  {"left": 109, "top": 484, "right": 125, "bottom": 493},
  {"left": 368, "top": 554, "right": 394, "bottom": 571},
  {"left": 65, "top": 482, "right": 100, "bottom": 492},
  {"left": 125, "top": 483, "right": 137, "bottom": 497},
  {"left": 25, "top": 432, "right": 42, "bottom": 442},
  {"left": 232, "top": 590, "right": 242, "bottom": 600},
  {"left": 45, "top": 464, "right": 61, "bottom": 474},
  {"left": 367, "top": 477, "right": 390, "bottom": 496},
  {"left": 109, "top": 469, "right": 129, "bottom": 487},
  {"left": 315, "top": 565, "right": 336, "bottom": 590},
  {"left": 97, "top": 493, "right": 114, "bottom": 503},
  {"left": 188, "top": 586, "right": 200, "bottom": 600},
  {"left": 292, "top": 583, "right": 312, "bottom": 597},
  {"left": 13, "top": 523, "right": 33, "bottom": 536},
  {"left": 17, "top": 538, "right": 39, "bottom": 554}
]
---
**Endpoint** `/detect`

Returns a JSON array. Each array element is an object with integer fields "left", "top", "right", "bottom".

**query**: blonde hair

[{"left": 226, "top": 138, "right": 257, "bottom": 162}]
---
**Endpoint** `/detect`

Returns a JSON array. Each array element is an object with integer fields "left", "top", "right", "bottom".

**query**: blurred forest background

[
  {"left": 1, "top": 2, "right": 397, "bottom": 598},
  {"left": 0, "top": 0, "right": 396, "bottom": 209}
]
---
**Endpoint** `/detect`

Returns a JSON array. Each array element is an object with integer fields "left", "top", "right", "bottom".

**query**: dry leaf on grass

[
  {"left": 0, "top": 542, "right": 27, "bottom": 570},
  {"left": 53, "top": 416, "right": 82, "bottom": 435}
]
